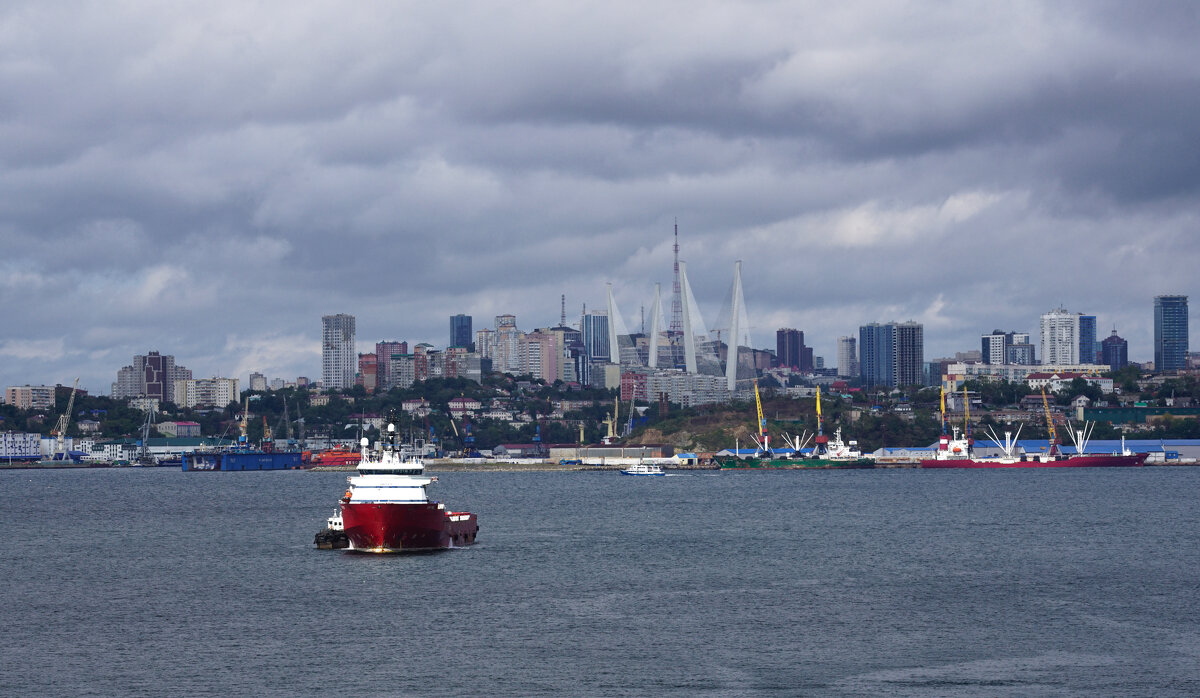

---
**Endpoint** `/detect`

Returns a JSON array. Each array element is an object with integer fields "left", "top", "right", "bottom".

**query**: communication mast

[{"left": 670, "top": 220, "right": 683, "bottom": 335}]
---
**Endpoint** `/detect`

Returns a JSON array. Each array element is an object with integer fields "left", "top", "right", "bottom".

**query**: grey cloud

[{"left": 1, "top": 1, "right": 1198, "bottom": 391}]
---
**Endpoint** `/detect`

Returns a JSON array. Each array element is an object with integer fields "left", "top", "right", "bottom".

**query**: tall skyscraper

[
  {"left": 837, "top": 336, "right": 858, "bottom": 378},
  {"left": 1154, "top": 295, "right": 1189, "bottom": 372},
  {"left": 1078, "top": 315, "right": 1097, "bottom": 364},
  {"left": 322, "top": 314, "right": 356, "bottom": 390},
  {"left": 1100, "top": 330, "right": 1129, "bottom": 371},
  {"left": 1040, "top": 308, "right": 1081, "bottom": 365},
  {"left": 450, "top": 314, "right": 473, "bottom": 350}
]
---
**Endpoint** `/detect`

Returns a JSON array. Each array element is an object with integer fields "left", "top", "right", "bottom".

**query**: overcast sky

[{"left": 3, "top": 1, "right": 1199, "bottom": 394}]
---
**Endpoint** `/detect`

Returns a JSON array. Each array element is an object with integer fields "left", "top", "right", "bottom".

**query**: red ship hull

[
  {"left": 340, "top": 501, "right": 479, "bottom": 552},
  {"left": 921, "top": 454, "right": 1146, "bottom": 469}
]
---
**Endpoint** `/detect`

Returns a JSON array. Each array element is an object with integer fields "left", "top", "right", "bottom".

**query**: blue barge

[{"left": 182, "top": 451, "right": 303, "bottom": 471}]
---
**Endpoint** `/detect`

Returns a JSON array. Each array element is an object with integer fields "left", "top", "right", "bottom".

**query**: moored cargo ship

[
  {"left": 337, "top": 414, "right": 478, "bottom": 553},
  {"left": 920, "top": 394, "right": 1146, "bottom": 469}
]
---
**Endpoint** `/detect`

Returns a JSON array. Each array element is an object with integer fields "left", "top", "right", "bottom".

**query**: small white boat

[{"left": 620, "top": 462, "right": 665, "bottom": 476}]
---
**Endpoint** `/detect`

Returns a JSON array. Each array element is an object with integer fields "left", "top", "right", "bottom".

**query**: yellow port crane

[
  {"left": 753, "top": 379, "right": 768, "bottom": 452},
  {"left": 1040, "top": 388, "right": 1058, "bottom": 453}
]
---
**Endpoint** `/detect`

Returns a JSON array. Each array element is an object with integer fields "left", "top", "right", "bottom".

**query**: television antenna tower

[{"left": 669, "top": 220, "right": 683, "bottom": 336}]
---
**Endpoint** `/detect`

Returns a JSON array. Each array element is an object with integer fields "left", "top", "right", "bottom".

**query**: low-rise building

[{"left": 158, "top": 421, "right": 202, "bottom": 437}]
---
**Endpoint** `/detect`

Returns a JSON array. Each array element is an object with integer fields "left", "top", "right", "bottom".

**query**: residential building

[
  {"left": 357, "top": 353, "right": 377, "bottom": 392},
  {"left": 860, "top": 321, "right": 923, "bottom": 387},
  {"left": 375, "top": 341, "right": 408, "bottom": 391},
  {"left": 893, "top": 322, "right": 924, "bottom": 387},
  {"left": 493, "top": 315, "right": 524, "bottom": 373},
  {"left": 1154, "top": 295, "right": 1189, "bottom": 372},
  {"left": 4, "top": 385, "right": 56, "bottom": 411},
  {"left": 1100, "top": 330, "right": 1129, "bottom": 371},
  {"left": 173, "top": 378, "right": 239, "bottom": 409},
  {"left": 521, "top": 330, "right": 559, "bottom": 382},
  {"left": 1040, "top": 308, "right": 1082, "bottom": 366},
  {"left": 474, "top": 329, "right": 496, "bottom": 364},
  {"left": 389, "top": 354, "right": 416, "bottom": 389},
  {"left": 321, "top": 314, "right": 356, "bottom": 390},
  {"left": 248, "top": 372, "right": 267, "bottom": 391},
  {"left": 859, "top": 323, "right": 894, "bottom": 388}
]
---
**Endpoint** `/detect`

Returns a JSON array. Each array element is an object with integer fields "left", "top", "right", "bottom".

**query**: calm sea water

[{"left": 1, "top": 466, "right": 1198, "bottom": 697}]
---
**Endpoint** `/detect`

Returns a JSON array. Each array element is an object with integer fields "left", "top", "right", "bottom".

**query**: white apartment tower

[
  {"left": 1040, "top": 308, "right": 1080, "bottom": 366},
  {"left": 322, "top": 314, "right": 356, "bottom": 390}
]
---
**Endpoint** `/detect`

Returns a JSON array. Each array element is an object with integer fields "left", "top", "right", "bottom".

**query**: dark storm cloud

[{"left": 1, "top": 1, "right": 1198, "bottom": 392}]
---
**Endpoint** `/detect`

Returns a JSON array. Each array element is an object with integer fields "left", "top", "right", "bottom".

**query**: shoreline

[{"left": 5, "top": 459, "right": 1196, "bottom": 472}]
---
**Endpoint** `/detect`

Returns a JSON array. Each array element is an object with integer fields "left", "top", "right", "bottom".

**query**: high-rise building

[
  {"left": 450, "top": 314, "right": 473, "bottom": 350},
  {"left": 837, "top": 336, "right": 858, "bottom": 378},
  {"left": 1100, "top": 330, "right": 1129, "bottom": 371},
  {"left": 493, "top": 315, "right": 524, "bottom": 373},
  {"left": 859, "top": 322, "right": 923, "bottom": 387},
  {"left": 893, "top": 322, "right": 924, "bottom": 387},
  {"left": 1154, "top": 295, "right": 1189, "bottom": 372},
  {"left": 776, "top": 328, "right": 802, "bottom": 369},
  {"left": 374, "top": 341, "right": 408, "bottom": 391},
  {"left": 1040, "top": 308, "right": 1081, "bottom": 365},
  {"left": 581, "top": 312, "right": 611, "bottom": 364},
  {"left": 321, "top": 314, "right": 356, "bottom": 390},
  {"left": 112, "top": 351, "right": 191, "bottom": 402},
  {"left": 520, "top": 330, "right": 558, "bottom": 382},
  {"left": 859, "top": 323, "right": 893, "bottom": 388},
  {"left": 1078, "top": 315, "right": 1097, "bottom": 364},
  {"left": 248, "top": 372, "right": 267, "bottom": 392}
]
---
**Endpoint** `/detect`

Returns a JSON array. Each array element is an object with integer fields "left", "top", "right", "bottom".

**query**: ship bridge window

[{"left": 360, "top": 468, "right": 424, "bottom": 476}]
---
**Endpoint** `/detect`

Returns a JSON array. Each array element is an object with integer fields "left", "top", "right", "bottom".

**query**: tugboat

[{"left": 334, "top": 413, "right": 478, "bottom": 553}]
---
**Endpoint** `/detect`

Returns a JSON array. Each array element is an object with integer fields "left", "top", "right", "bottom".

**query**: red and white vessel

[
  {"left": 336, "top": 417, "right": 478, "bottom": 553},
  {"left": 920, "top": 387, "right": 1144, "bottom": 469}
]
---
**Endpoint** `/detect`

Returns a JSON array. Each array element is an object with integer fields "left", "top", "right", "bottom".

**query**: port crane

[{"left": 51, "top": 378, "right": 80, "bottom": 459}]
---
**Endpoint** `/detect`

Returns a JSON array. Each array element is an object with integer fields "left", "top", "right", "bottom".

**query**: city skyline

[{"left": 2, "top": 3, "right": 1199, "bottom": 393}]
